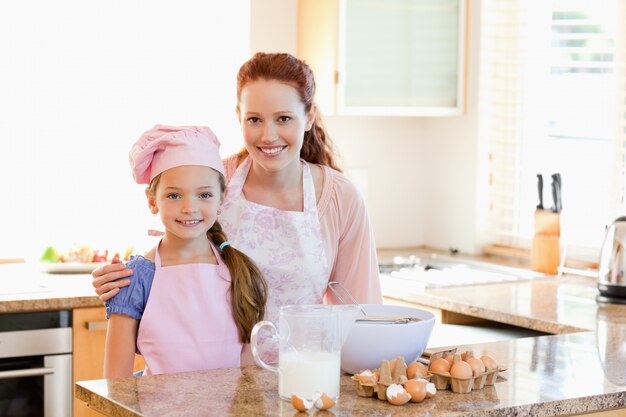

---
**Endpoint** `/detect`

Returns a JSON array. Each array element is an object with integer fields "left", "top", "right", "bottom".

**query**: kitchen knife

[
  {"left": 551, "top": 173, "right": 562, "bottom": 213},
  {"left": 536, "top": 174, "right": 544, "bottom": 210}
]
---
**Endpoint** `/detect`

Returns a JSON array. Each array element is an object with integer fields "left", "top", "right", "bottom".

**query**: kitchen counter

[
  {"left": 0, "top": 263, "right": 102, "bottom": 312},
  {"left": 381, "top": 268, "right": 605, "bottom": 334},
  {"left": 76, "top": 330, "right": 626, "bottom": 417},
  {"left": 74, "top": 251, "right": 626, "bottom": 416},
  {"left": 377, "top": 246, "right": 607, "bottom": 334},
  {"left": 2, "top": 257, "right": 625, "bottom": 414}
]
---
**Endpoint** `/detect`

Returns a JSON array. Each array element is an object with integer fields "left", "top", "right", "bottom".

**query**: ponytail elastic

[{"left": 219, "top": 241, "right": 231, "bottom": 251}]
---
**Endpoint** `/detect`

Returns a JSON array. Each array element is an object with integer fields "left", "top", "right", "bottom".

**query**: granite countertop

[
  {"left": 382, "top": 273, "right": 603, "bottom": 334},
  {"left": 76, "top": 329, "right": 626, "bottom": 417},
  {"left": 75, "top": 265, "right": 626, "bottom": 416},
  {"left": 0, "top": 263, "right": 102, "bottom": 312}
]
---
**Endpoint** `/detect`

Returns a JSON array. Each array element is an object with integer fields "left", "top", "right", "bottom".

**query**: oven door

[{"left": 0, "top": 353, "right": 71, "bottom": 417}]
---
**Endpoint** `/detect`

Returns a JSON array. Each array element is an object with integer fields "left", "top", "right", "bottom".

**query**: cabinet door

[
  {"left": 73, "top": 307, "right": 145, "bottom": 417},
  {"left": 298, "top": 0, "right": 467, "bottom": 116}
]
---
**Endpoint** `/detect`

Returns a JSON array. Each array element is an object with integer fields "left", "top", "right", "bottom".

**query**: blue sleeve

[{"left": 105, "top": 256, "right": 155, "bottom": 320}]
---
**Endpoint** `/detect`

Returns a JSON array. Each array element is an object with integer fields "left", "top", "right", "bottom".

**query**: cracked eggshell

[
  {"left": 314, "top": 392, "right": 336, "bottom": 410},
  {"left": 355, "top": 369, "right": 378, "bottom": 385},
  {"left": 291, "top": 394, "right": 313, "bottom": 412},
  {"left": 426, "top": 381, "right": 437, "bottom": 398},
  {"left": 386, "top": 384, "right": 411, "bottom": 405},
  {"left": 404, "top": 379, "right": 427, "bottom": 403}
]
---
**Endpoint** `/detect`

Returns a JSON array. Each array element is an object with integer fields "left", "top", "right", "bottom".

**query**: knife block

[{"left": 531, "top": 209, "right": 560, "bottom": 274}]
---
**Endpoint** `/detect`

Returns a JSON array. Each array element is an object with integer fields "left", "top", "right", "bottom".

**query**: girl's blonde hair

[
  {"left": 236, "top": 52, "right": 342, "bottom": 172},
  {"left": 149, "top": 173, "right": 267, "bottom": 343}
]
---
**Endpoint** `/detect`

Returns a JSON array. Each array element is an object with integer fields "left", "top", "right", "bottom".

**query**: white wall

[
  {"left": 0, "top": 1, "right": 250, "bottom": 259},
  {"left": 250, "top": 1, "right": 483, "bottom": 253},
  {"left": 250, "top": 0, "right": 298, "bottom": 54},
  {"left": 325, "top": 116, "right": 428, "bottom": 249}
]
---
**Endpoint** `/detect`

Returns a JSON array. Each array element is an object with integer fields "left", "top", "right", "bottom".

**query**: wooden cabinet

[
  {"left": 298, "top": 0, "right": 468, "bottom": 116},
  {"left": 73, "top": 307, "right": 144, "bottom": 417}
]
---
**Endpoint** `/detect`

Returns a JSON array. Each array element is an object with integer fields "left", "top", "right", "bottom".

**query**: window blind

[
  {"left": 478, "top": 0, "right": 526, "bottom": 246},
  {"left": 479, "top": 0, "right": 626, "bottom": 257}
]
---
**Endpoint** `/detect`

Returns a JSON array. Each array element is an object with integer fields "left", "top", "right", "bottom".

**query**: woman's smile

[{"left": 258, "top": 145, "right": 287, "bottom": 156}]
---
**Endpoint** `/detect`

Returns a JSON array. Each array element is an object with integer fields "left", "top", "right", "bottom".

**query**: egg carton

[
  {"left": 351, "top": 356, "right": 431, "bottom": 401},
  {"left": 428, "top": 347, "right": 458, "bottom": 360},
  {"left": 430, "top": 364, "right": 507, "bottom": 393},
  {"left": 351, "top": 377, "right": 377, "bottom": 398},
  {"left": 427, "top": 348, "right": 506, "bottom": 394}
]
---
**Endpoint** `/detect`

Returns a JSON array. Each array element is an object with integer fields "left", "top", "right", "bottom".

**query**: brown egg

[
  {"left": 314, "top": 392, "right": 336, "bottom": 410},
  {"left": 444, "top": 354, "right": 454, "bottom": 365},
  {"left": 450, "top": 360, "right": 473, "bottom": 379},
  {"left": 386, "top": 384, "right": 411, "bottom": 406},
  {"left": 460, "top": 351, "right": 468, "bottom": 361},
  {"left": 466, "top": 357, "right": 486, "bottom": 376},
  {"left": 404, "top": 379, "right": 427, "bottom": 403},
  {"left": 480, "top": 354, "right": 498, "bottom": 371},
  {"left": 407, "top": 361, "right": 429, "bottom": 379},
  {"left": 429, "top": 357, "right": 451, "bottom": 373},
  {"left": 291, "top": 394, "right": 313, "bottom": 412}
]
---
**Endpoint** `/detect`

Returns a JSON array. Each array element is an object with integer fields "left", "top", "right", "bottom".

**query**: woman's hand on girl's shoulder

[{"left": 91, "top": 258, "right": 133, "bottom": 302}]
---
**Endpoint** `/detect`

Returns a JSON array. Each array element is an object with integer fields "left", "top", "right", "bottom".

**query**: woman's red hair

[{"left": 236, "top": 52, "right": 341, "bottom": 172}]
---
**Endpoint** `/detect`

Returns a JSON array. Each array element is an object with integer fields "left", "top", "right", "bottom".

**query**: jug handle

[{"left": 250, "top": 320, "right": 279, "bottom": 373}]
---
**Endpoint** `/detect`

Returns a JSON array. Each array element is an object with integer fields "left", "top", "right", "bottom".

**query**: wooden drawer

[{"left": 73, "top": 307, "right": 144, "bottom": 417}]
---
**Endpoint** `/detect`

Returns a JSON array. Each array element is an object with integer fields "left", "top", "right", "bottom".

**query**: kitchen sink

[{"left": 379, "top": 252, "right": 550, "bottom": 289}]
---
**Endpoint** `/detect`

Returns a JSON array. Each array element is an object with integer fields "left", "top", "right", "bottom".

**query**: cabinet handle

[
  {"left": 0, "top": 367, "right": 54, "bottom": 379},
  {"left": 85, "top": 320, "right": 107, "bottom": 331}
]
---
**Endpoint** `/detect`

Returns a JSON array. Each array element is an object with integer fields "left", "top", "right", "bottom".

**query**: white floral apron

[{"left": 219, "top": 157, "right": 330, "bottom": 362}]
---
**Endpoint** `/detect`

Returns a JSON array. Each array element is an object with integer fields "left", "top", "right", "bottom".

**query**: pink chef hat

[{"left": 129, "top": 125, "right": 225, "bottom": 184}]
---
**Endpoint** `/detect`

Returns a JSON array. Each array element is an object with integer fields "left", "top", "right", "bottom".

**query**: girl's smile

[{"left": 176, "top": 219, "right": 204, "bottom": 226}]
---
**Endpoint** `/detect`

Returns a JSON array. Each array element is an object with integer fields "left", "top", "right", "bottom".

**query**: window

[
  {"left": 479, "top": 0, "right": 626, "bottom": 259},
  {"left": 337, "top": 0, "right": 467, "bottom": 115}
]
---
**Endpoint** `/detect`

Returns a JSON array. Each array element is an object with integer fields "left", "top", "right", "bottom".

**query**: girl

[{"left": 103, "top": 125, "right": 267, "bottom": 377}]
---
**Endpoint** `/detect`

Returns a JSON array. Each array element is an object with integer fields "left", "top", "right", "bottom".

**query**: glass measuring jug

[{"left": 250, "top": 304, "right": 358, "bottom": 401}]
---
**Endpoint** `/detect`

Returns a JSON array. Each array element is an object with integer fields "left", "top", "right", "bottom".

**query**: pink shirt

[{"left": 223, "top": 155, "right": 382, "bottom": 304}]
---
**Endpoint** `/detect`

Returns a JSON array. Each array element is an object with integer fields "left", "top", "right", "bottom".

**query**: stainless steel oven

[{"left": 0, "top": 310, "right": 72, "bottom": 417}]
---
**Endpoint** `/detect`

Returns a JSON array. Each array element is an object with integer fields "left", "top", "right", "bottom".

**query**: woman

[{"left": 92, "top": 52, "right": 382, "bottom": 360}]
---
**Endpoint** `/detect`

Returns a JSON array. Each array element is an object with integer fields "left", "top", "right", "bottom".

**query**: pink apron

[
  {"left": 137, "top": 241, "right": 241, "bottom": 375},
  {"left": 219, "top": 157, "right": 330, "bottom": 362}
]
